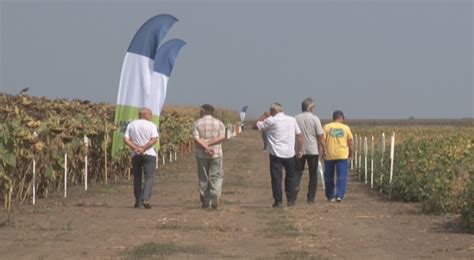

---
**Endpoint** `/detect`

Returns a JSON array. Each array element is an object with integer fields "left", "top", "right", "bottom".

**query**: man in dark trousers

[
  {"left": 123, "top": 108, "right": 159, "bottom": 209},
  {"left": 295, "top": 98, "right": 327, "bottom": 203},
  {"left": 253, "top": 103, "right": 303, "bottom": 208}
]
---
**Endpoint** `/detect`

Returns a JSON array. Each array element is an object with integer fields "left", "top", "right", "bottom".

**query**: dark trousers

[
  {"left": 132, "top": 154, "right": 156, "bottom": 205},
  {"left": 269, "top": 154, "right": 297, "bottom": 204},
  {"left": 295, "top": 154, "right": 319, "bottom": 202}
]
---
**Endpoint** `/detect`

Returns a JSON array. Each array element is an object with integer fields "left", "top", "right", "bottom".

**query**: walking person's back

[
  {"left": 294, "top": 98, "right": 326, "bottom": 203},
  {"left": 323, "top": 110, "right": 353, "bottom": 202},
  {"left": 123, "top": 108, "right": 159, "bottom": 209},
  {"left": 192, "top": 104, "right": 226, "bottom": 209}
]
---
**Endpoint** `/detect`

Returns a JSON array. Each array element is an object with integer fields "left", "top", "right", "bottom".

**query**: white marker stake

[
  {"left": 358, "top": 136, "right": 362, "bottom": 173},
  {"left": 174, "top": 151, "right": 177, "bottom": 161},
  {"left": 389, "top": 133, "right": 395, "bottom": 198},
  {"left": 169, "top": 151, "right": 172, "bottom": 163},
  {"left": 381, "top": 132, "right": 385, "bottom": 166},
  {"left": 64, "top": 153, "right": 68, "bottom": 198},
  {"left": 33, "top": 159, "right": 36, "bottom": 205},
  {"left": 85, "top": 154, "right": 88, "bottom": 191},
  {"left": 84, "top": 135, "right": 89, "bottom": 191},
  {"left": 318, "top": 160, "right": 325, "bottom": 190},
  {"left": 380, "top": 133, "right": 385, "bottom": 192},
  {"left": 162, "top": 154, "right": 165, "bottom": 165},
  {"left": 364, "top": 137, "right": 368, "bottom": 184},
  {"left": 351, "top": 134, "right": 357, "bottom": 170},
  {"left": 371, "top": 136, "right": 374, "bottom": 189}
]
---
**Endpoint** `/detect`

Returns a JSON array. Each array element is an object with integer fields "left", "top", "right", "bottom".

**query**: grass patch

[
  {"left": 0, "top": 216, "right": 14, "bottom": 228},
  {"left": 279, "top": 250, "right": 320, "bottom": 260},
  {"left": 265, "top": 219, "right": 300, "bottom": 238},
  {"left": 221, "top": 199, "right": 239, "bottom": 205},
  {"left": 100, "top": 185, "right": 115, "bottom": 193},
  {"left": 155, "top": 220, "right": 234, "bottom": 233},
  {"left": 125, "top": 242, "right": 207, "bottom": 259},
  {"left": 225, "top": 176, "right": 248, "bottom": 187},
  {"left": 222, "top": 190, "right": 239, "bottom": 195},
  {"left": 156, "top": 221, "right": 180, "bottom": 230}
]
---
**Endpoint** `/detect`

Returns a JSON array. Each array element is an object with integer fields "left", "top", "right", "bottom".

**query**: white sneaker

[{"left": 336, "top": 197, "right": 343, "bottom": 202}]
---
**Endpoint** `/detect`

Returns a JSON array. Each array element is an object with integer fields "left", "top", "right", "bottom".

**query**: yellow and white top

[{"left": 323, "top": 122, "right": 353, "bottom": 160}]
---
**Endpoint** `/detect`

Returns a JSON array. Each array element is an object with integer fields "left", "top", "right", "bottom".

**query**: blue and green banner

[{"left": 112, "top": 14, "right": 185, "bottom": 157}]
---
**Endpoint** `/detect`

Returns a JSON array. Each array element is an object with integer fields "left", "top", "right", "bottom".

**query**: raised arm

[{"left": 252, "top": 111, "right": 270, "bottom": 130}]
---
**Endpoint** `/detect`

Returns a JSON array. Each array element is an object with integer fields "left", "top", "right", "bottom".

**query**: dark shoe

[
  {"left": 287, "top": 201, "right": 296, "bottom": 207},
  {"left": 134, "top": 203, "right": 141, "bottom": 208},
  {"left": 142, "top": 201, "right": 152, "bottom": 209},
  {"left": 201, "top": 202, "right": 210, "bottom": 209},
  {"left": 307, "top": 200, "right": 315, "bottom": 204},
  {"left": 272, "top": 202, "right": 282, "bottom": 208}
]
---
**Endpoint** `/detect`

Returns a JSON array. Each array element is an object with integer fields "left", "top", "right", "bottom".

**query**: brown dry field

[{"left": 0, "top": 130, "right": 473, "bottom": 259}]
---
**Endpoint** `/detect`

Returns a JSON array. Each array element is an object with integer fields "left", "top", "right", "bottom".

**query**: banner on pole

[{"left": 112, "top": 14, "right": 185, "bottom": 157}]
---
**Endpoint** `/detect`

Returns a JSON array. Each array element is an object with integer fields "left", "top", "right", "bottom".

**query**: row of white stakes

[
  {"left": 32, "top": 125, "right": 241, "bottom": 205},
  {"left": 351, "top": 132, "right": 395, "bottom": 193}
]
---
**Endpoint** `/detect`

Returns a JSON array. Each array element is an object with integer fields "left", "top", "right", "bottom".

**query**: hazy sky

[{"left": 1, "top": 0, "right": 472, "bottom": 119}]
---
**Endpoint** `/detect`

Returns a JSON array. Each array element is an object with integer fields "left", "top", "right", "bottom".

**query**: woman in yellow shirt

[{"left": 323, "top": 110, "right": 353, "bottom": 202}]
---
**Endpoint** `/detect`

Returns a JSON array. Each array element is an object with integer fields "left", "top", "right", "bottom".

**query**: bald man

[{"left": 124, "top": 108, "right": 159, "bottom": 209}]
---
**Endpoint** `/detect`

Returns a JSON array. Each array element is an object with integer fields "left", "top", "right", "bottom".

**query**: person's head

[
  {"left": 139, "top": 107, "right": 153, "bottom": 121},
  {"left": 269, "top": 103, "right": 283, "bottom": 116},
  {"left": 332, "top": 110, "right": 345, "bottom": 122},
  {"left": 301, "top": 98, "right": 314, "bottom": 112},
  {"left": 199, "top": 104, "right": 215, "bottom": 117}
]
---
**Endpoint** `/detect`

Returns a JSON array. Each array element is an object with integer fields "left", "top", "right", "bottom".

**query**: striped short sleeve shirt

[{"left": 192, "top": 115, "right": 226, "bottom": 158}]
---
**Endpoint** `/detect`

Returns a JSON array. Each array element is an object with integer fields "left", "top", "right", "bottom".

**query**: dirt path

[{"left": 1, "top": 130, "right": 473, "bottom": 259}]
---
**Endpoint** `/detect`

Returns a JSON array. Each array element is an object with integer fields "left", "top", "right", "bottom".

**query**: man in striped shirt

[{"left": 193, "top": 104, "right": 226, "bottom": 209}]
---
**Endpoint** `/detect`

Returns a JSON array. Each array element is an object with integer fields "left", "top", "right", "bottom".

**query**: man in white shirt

[
  {"left": 295, "top": 98, "right": 326, "bottom": 203},
  {"left": 253, "top": 103, "right": 304, "bottom": 208},
  {"left": 123, "top": 108, "right": 159, "bottom": 209}
]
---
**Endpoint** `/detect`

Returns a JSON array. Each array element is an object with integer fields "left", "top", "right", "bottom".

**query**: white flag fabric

[{"left": 112, "top": 14, "right": 185, "bottom": 157}]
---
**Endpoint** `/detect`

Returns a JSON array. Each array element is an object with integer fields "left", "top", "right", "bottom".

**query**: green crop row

[
  {"left": 353, "top": 126, "right": 474, "bottom": 230},
  {"left": 0, "top": 93, "right": 238, "bottom": 211}
]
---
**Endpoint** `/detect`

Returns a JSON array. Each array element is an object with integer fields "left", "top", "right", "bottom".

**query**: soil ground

[{"left": 1, "top": 130, "right": 473, "bottom": 259}]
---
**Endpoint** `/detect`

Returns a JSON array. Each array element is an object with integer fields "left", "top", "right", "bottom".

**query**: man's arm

[
  {"left": 296, "top": 133, "right": 304, "bottom": 159},
  {"left": 206, "top": 136, "right": 226, "bottom": 146},
  {"left": 252, "top": 112, "right": 270, "bottom": 130},
  {"left": 139, "top": 137, "right": 158, "bottom": 154},
  {"left": 206, "top": 122, "right": 226, "bottom": 146},
  {"left": 317, "top": 134, "right": 327, "bottom": 158},
  {"left": 348, "top": 139, "right": 354, "bottom": 159},
  {"left": 124, "top": 137, "right": 140, "bottom": 153},
  {"left": 194, "top": 136, "right": 215, "bottom": 156}
]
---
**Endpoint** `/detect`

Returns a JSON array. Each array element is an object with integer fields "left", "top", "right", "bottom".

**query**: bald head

[{"left": 139, "top": 108, "right": 152, "bottom": 120}]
